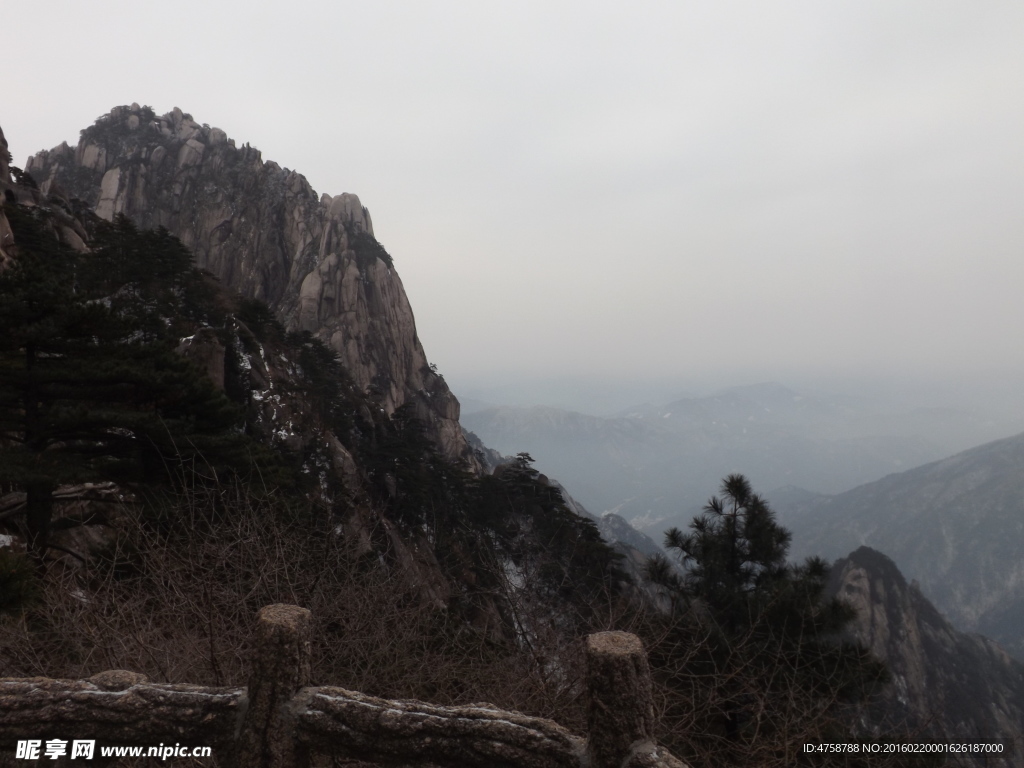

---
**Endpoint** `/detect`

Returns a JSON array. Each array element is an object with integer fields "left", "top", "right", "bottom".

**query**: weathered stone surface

[
  {"left": 236, "top": 604, "right": 312, "bottom": 768},
  {"left": 94, "top": 167, "right": 121, "bottom": 220},
  {"left": 79, "top": 141, "right": 106, "bottom": 172},
  {"left": 0, "top": 124, "right": 13, "bottom": 269},
  {"left": 830, "top": 547, "right": 1024, "bottom": 765},
  {"left": 0, "top": 208, "right": 13, "bottom": 270},
  {"left": 88, "top": 670, "right": 149, "bottom": 691},
  {"left": 623, "top": 743, "right": 691, "bottom": 768},
  {"left": 0, "top": 678, "right": 244, "bottom": 748},
  {"left": 585, "top": 631, "right": 657, "bottom": 768},
  {"left": 176, "top": 137, "right": 205, "bottom": 169},
  {"left": 1, "top": 127, "right": 91, "bottom": 270},
  {"left": 295, "top": 686, "right": 585, "bottom": 768},
  {"left": 27, "top": 106, "right": 473, "bottom": 465}
]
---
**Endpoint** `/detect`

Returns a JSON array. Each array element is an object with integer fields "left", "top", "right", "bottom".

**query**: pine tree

[
  {"left": 0, "top": 209, "right": 271, "bottom": 562},
  {"left": 645, "top": 474, "right": 886, "bottom": 766}
]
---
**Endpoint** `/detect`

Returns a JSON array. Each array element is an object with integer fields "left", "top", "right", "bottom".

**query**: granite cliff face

[
  {"left": 830, "top": 547, "right": 1024, "bottom": 765},
  {"left": 24, "top": 104, "right": 469, "bottom": 464},
  {"left": 1, "top": 126, "right": 91, "bottom": 269}
]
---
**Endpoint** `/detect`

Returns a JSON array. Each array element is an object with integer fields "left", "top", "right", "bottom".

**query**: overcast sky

[{"left": 5, "top": 1, "right": 1023, "bottom": 411}]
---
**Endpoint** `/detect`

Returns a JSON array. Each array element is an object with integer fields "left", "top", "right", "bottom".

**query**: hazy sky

[{"left": 5, "top": 1, "right": 1023, "bottom": 409}]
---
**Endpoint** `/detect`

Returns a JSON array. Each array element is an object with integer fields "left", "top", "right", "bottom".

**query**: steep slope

[
  {"left": 829, "top": 547, "right": 1024, "bottom": 764},
  {"left": 549, "top": 479, "right": 671, "bottom": 601},
  {"left": 24, "top": 104, "right": 470, "bottom": 464},
  {"left": 781, "top": 432, "right": 1024, "bottom": 659},
  {"left": 459, "top": 437, "right": 668, "bottom": 602}
]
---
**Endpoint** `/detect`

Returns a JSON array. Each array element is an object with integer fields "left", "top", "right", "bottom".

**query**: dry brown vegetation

[
  {"left": 1, "top": 482, "right": 956, "bottom": 768},
  {"left": 0, "top": 483, "right": 603, "bottom": 766}
]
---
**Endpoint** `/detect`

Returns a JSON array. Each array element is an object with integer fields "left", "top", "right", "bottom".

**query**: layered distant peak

[
  {"left": 830, "top": 546, "right": 1024, "bottom": 756},
  {"left": 788, "top": 431, "right": 1024, "bottom": 660},
  {"left": 26, "top": 104, "right": 472, "bottom": 464}
]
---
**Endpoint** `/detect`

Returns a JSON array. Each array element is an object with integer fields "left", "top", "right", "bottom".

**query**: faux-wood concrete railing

[{"left": 0, "top": 604, "right": 688, "bottom": 768}]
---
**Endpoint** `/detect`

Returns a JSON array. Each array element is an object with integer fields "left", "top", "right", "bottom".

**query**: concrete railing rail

[{"left": 0, "top": 604, "right": 688, "bottom": 768}]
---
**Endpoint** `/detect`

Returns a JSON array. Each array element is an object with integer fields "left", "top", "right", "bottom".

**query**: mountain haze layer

[{"left": 464, "top": 383, "right": 1015, "bottom": 534}]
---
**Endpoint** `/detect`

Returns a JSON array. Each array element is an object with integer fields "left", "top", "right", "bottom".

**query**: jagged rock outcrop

[
  {"left": 829, "top": 547, "right": 1024, "bottom": 765},
  {"left": 1, "top": 132, "right": 90, "bottom": 269},
  {"left": 0, "top": 124, "right": 10, "bottom": 184},
  {"left": 2, "top": 124, "right": 21, "bottom": 268},
  {"left": 25, "top": 104, "right": 470, "bottom": 464}
]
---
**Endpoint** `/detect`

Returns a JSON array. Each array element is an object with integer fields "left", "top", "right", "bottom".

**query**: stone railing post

[
  {"left": 236, "top": 604, "right": 312, "bottom": 768},
  {"left": 585, "top": 631, "right": 658, "bottom": 768}
]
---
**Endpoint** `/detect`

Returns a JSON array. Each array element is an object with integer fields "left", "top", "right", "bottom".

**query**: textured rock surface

[
  {"left": 0, "top": 678, "right": 245, "bottom": 749},
  {"left": 26, "top": 105, "right": 470, "bottom": 464},
  {"left": 585, "top": 632, "right": 657, "bottom": 768},
  {"left": 1, "top": 124, "right": 18, "bottom": 269},
  {"left": 296, "top": 687, "right": 586, "bottom": 768},
  {"left": 237, "top": 604, "right": 311, "bottom": 768},
  {"left": 829, "top": 547, "right": 1024, "bottom": 765},
  {"left": 786, "top": 431, "right": 1024, "bottom": 659},
  {"left": 1, "top": 127, "right": 91, "bottom": 271},
  {"left": 0, "top": 124, "right": 10, "bottom": 184}
]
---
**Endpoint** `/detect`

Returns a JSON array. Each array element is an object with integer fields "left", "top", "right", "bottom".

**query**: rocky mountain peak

[
  {"left": 25, "top": 105, "right": 473, "bottom": 465},
  {"left": 829, "top": 546, "right": 1024, "bottom": 760}
]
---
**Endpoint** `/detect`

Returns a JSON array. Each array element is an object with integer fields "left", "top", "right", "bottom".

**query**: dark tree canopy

[
  {"left": 645, "top": 475, "right": 888, "bottom": 767},
  {"left": 0, "top": 209, "right": 270, "bottom": 560}
]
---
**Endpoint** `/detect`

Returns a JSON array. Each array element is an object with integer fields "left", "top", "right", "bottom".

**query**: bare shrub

[{"left": 0, "top": 481, "right": 604, "bottom": 765}]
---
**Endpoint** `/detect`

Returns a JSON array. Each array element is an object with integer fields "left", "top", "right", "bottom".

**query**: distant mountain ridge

[
  {"left": 463, "top": 382, "right": 1016, "bottom": 536},
  {"left": 779, "top": 430, "right": 1024, "bottom": 659}
]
